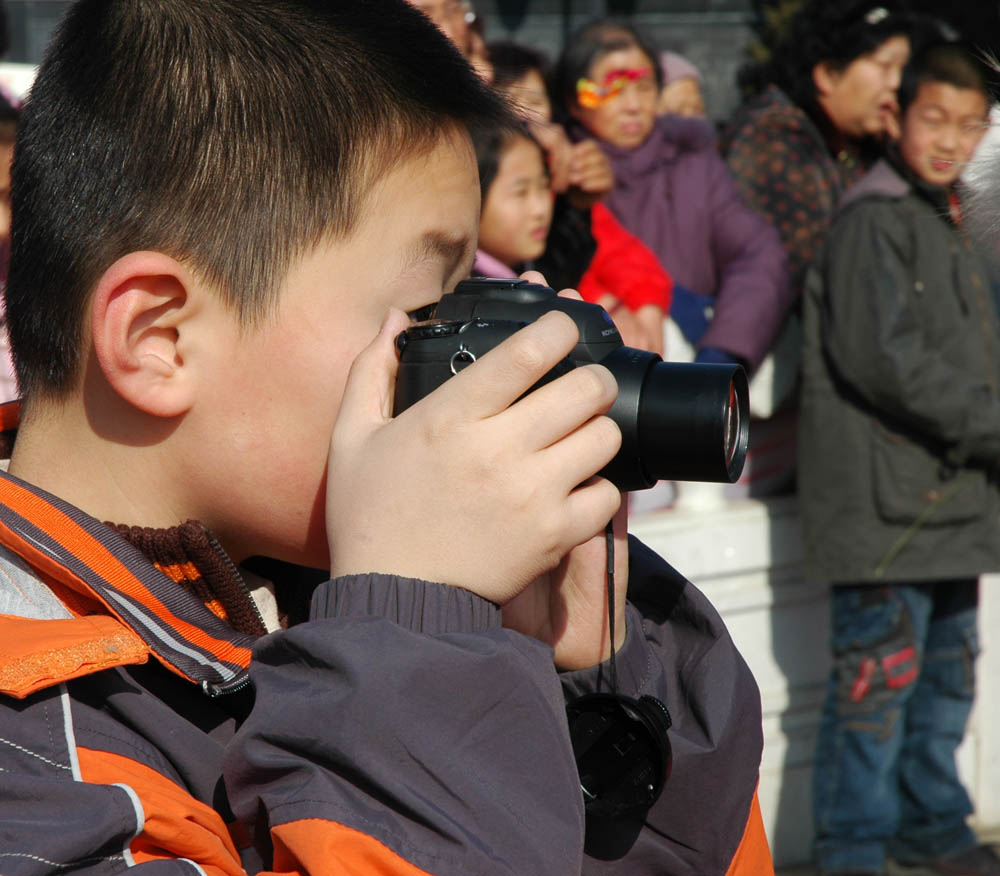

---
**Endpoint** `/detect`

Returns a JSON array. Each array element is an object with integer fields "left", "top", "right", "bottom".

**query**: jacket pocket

[{"left": 871, "top": 423, "right": 988, "bottom": 526}]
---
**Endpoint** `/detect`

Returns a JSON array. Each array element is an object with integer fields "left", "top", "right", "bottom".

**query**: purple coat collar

[{"left": 567, "top": 115, "right": 716, "bottom": 185}]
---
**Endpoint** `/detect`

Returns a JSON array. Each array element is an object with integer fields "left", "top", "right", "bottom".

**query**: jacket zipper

[
  {"left": 202, "top": 673, "right": 253, "bottom": 698},
  {"left": 202, "top": 525, "right": 269, "bottom": 634},
  {"left": 199, "top": 526, "right": 265, "bottom": 699}
]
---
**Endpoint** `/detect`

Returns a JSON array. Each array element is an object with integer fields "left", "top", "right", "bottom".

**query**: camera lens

[{"left": 599, "top": 351, "right": 749, "bottom": 491}]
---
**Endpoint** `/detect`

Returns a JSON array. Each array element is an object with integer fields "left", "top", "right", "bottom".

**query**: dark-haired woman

[
  {"left": 723, "top": 1, "right": 912, "bottom": 296},
  {"left": 720, "top": 2, "right": 914, "bottom": 492}
]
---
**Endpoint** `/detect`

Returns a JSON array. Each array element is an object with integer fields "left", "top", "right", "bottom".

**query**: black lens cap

[{"left": 566, "top": 692, "right": 672, "bottom": 821}]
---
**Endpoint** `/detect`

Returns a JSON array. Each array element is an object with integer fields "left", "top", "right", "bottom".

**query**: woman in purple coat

[{"left": 551, "top": 20, "right": 791, "bottom": 374}]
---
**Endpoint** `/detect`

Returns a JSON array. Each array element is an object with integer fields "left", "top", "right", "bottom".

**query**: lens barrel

[{"left": 600, "top": 349, "right": 749, "bottom": 491}]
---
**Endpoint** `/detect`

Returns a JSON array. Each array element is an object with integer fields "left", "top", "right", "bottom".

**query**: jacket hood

[
  {"left": 838, "top": 158, "right": 909, "bottom": 212},
  {"left": 839, "top": 148, "right": 955, "bottom": 219}
]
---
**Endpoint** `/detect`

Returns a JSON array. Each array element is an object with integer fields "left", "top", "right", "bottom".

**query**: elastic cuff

[
  {"left": 558, "top": 603, "right": 649, "bottom": 698},
  {"left": 311, "top": 574, "right": 502, "bottom": 636}
]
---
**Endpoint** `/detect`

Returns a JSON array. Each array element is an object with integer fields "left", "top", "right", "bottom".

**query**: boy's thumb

[{"left": 336, "top": 308, "right": 411, "bottom": 430}]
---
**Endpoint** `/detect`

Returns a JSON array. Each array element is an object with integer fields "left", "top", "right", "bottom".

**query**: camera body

[{"left": 394, "top": 278, "right": 749, "bottom": 491}]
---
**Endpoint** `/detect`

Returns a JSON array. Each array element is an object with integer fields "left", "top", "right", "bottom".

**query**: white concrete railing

[{"left": 629, "top": 495, "right": 1000, "bottom": 869}]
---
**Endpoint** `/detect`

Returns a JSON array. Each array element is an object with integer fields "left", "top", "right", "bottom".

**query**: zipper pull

[{"left": 201, "top": 671, "right": 253, "bottom": 698}]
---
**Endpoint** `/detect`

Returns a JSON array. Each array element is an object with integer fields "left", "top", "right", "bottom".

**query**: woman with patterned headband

[{"left": 549, "top": 19, "right": 791, "bottom": 381}]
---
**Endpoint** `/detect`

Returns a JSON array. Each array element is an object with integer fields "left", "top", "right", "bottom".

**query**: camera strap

[
  {"left": 605, "top": 520, "right": 618, "bottom": 693},
  {"left": 564, "top": 520, "right": 673, "bottom": 823}
]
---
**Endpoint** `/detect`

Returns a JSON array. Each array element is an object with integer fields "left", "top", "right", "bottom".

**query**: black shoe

[{"left": 890, "top": 844, "right": 1000, "bottom": 875}]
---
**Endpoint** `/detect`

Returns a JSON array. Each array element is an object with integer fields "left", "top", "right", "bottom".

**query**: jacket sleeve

[
  {"left": 820, "top": 201, "right": 1000, "bottom": 465},
  {"left": 223, "top": 575, "right": 585, "bottom": 876},
  {"left": 578, "top": 202, "right": 673, "bottom": 312},
  {"left": 699, "top": 149, "right": 793, "bottom": 371},
  {"left": 565, "top": 537, "right": 772, "bottom": 876}
]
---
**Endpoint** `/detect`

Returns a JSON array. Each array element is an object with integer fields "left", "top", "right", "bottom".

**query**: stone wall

[
  {"left": 5, "top": 0, "right": 759, "bottom": 123},
  {"left": 5, "top": 1, "right": 70, "bottom": 67},
  {"left": 476, "top": 0, "right": 756, "bottom": 125}
]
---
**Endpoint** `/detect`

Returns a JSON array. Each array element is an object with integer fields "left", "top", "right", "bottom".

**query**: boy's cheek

[{"left": 960, "top": 133, "right": 987, "bottom": 163}]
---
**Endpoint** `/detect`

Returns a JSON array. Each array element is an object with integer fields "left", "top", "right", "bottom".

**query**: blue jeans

[{"left": 812, "top": 580, "right": 980, "bottom": 874}]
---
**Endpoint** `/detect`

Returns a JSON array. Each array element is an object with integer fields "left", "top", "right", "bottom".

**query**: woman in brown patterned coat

[
  {"left": 718, "top": 1, "right": 915, "bottom": 493},
  {"left": 723, "top": 1, "right": 913, "bottom": 297}
]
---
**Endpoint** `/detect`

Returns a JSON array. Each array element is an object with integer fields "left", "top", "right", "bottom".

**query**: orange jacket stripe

[
  {"left": 77, "top": 747, "right": 246, "bottom": 876},
  {"left": 0, "top": 474, "right": 253, "bottom": 675},
  {"left": 272, "top": 819, "right": 437, "bottom": 876},
  {"left": 0, "top": 613, "right": 149, "bottom": 697},
  {"left": 0, "top": 474, "right": 251, "bottom": 659},
  {"left": 725, "top": 789, "right": 774, "bottom": 876},
  {"left": 79, "top": 748, "right": 441, "bottom": 876}
]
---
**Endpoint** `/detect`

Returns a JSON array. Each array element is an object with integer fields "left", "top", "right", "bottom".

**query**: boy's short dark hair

[
  {"left": 7, "top": 0, "right": 510, "bottom": 400},
  {"left": 898, "top": 41, "right": 992, "bottom": 113}
]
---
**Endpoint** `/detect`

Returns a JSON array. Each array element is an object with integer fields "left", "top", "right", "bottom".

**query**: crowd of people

[
  {"left": 413, "top": 1, "right": 1000, "bottom": 875},
  {"left": 0, "top": 0, "right": 999, "bottom": 875}
]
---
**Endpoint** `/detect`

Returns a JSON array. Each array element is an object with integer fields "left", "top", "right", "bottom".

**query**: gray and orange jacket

[{"left": 0, "top": 457, "right": 772, "bottom": 874}]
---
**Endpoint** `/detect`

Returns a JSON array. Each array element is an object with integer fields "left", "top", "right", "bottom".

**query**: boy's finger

[
  {"left": 336, "top": 308, "right": 411, "bottom": 433},
  {"left": 432, "top": 311, "right": 581, "bottom": 419},
  {"left": 519, "top": 269, "right": 548, "bottom": 287},
  {"left": 561, "top": 478, "right": 623, "bottom": 548},
  {"left": 508, "top": 364, "right": 618, "bottom": 452},
  {"left": 540, "top": 414, "right": 622, "bottom": 493}
]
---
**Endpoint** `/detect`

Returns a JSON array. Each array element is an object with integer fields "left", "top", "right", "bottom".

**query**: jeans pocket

[
  {"left": 924, "top": 612, "right": 980, "bottom": 700},
  {"left": 831, "top": 588, "right": 917, "bottom": 715},
  {"left": 963, "top": 623, "right": 981, "bottom": 694}
]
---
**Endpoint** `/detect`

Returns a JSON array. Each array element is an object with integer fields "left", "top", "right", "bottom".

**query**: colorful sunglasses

[{"left": 576, "top": 68, "right": 653, "bottom": 108}]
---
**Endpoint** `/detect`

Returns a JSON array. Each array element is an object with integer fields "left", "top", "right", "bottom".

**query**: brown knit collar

[
  {"left": 107, "top": 519, "right": 268, "bottom": 637},
  {"left": 0, "top": 408, "right": 268, "bottom": 637}
]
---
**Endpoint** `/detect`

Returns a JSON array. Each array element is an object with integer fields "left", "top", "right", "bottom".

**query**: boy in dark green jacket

[{"left": 799, "top": 41, "right": 1000, "bottom": 876}]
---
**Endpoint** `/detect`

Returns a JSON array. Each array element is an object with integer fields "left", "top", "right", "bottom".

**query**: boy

[
  {"left": 798, "top": 41, "right": 1000, "bottom": 876},
  {"left": 0, "top": 2, "right": 770, "bottom": 873}
]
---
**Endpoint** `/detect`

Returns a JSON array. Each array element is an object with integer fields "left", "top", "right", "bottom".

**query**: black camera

[{"left": 394, "top": 278, "right": 749, "bottom": 491}]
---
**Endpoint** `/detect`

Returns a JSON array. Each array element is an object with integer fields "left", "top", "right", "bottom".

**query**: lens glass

[{"left": 724, "top": 381, "right": 740, "bottom": 469}]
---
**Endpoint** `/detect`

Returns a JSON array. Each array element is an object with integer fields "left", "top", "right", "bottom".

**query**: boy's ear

[{"left": 90, "top": 251, "right": 196, "bottom": 418}]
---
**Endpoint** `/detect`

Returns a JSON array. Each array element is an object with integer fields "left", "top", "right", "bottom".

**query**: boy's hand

[
  {"left": 501, "top": 501, "right": 629, "bottom": 671},
  {"left": 326, "top": 307, "right": 622, "bottom": 605},
  {"left": 497, "top": 274, "right": 629, "bottom": 670}
]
